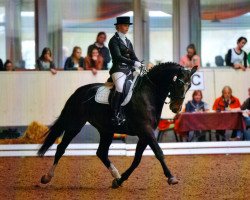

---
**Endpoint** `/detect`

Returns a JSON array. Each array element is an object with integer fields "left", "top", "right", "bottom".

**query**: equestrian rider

[{"left": 109, "top": 16, "right": 142, "bottom": 125}]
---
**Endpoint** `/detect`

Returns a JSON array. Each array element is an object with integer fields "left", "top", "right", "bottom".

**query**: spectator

[
  {"left": 179, "top": 44, "right": 201, "bottom": 69},
  {"left": 241, "top": 88, "right": 250, "bottom": 140},
  {"left": 64, "top": 46, "right": 85, "bottom": 71},
  {"left": 36, "top": 47, "right": 57, "bottom": 75},
  {"left": 212, "top": 86, "right": 241, "bottom": 141},
  {"left": 87, "top": 32, "right": 111, "bottom": 70},
  {"left": 226, "top": 36, "right": 248, "bottom": 70},
  {"left": 0, "top": 58, "right": 3, "bottom": 71},
  {"left": 185, "top": 90, "right": 209, "bottom": 141},
  {"left": 84, "top": 47, "right": 103, "bottom": 75},
  {"left": 4, "top": 59, "right": 15, "bottom": 71}
]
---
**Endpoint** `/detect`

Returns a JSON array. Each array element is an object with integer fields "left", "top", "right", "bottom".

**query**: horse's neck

[{"left": 138, "top": 77, "right": 169, "bottom": 120}]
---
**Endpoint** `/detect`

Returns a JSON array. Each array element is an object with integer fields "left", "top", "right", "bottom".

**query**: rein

[{"left": 141, "top": 66, "right": 187, "bottom": 105}]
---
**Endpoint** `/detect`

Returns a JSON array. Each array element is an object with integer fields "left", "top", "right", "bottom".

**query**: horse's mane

[{"left": 147, "top": 62, "right": 182, "bottom": 76}]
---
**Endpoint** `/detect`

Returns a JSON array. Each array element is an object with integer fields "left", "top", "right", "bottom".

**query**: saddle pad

[{"left": 95, "top": 73, "right": 139, "bottom": 106}]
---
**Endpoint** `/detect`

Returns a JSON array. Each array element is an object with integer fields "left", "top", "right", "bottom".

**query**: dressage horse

[{"left": 38, "top": 62, "right": 197, "bottom": 188}]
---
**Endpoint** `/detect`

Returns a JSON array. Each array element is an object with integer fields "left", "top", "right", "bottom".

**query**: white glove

[{"left": 134, "top": 61, "right": 142, "bottom": 68}]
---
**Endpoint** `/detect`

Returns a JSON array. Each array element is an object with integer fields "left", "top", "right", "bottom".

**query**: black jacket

[
  {"left": 108, "top": 32, "right": 139, "bottom": 75},
  {"left": 64, "top": 56, "right": 85, "bottom": 70},
  {"left": 87, "top": 43, "right": 111, "bottom": 70},
  {"left": 225, "top": 49, "right": 248, "bottom": 68},
  {"left": 241, "top": 98, "right": 250, "bottom": 110}
]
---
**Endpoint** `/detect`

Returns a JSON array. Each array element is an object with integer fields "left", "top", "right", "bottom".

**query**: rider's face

[{"left": 118, "top": 24, "right": 129, "bottom": 34}]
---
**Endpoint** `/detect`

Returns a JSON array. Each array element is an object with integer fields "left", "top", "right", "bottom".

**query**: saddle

[{"left": 95, "top": 72, "right": 139, "bottom": 106}]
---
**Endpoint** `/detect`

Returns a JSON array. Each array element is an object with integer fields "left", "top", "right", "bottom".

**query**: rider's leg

[{"left": 111, "top": 72, "right": 126, "bottom": 125}]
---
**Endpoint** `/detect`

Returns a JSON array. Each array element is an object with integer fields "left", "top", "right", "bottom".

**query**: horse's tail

[{"left": 37, "top": 93, "right": 75, "bottom": 157}]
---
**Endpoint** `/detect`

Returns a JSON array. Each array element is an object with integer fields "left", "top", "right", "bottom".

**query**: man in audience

[
  {"left": 87, "top": 32, "right": 111, "bottom": 70},
  {"left": 212, "top": 86, "right": 241, "bottom": 141}
]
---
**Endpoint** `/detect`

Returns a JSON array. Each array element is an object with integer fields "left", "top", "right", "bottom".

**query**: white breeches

[{"left": 112, "top": 72, "right": 127, "bottom": 93}]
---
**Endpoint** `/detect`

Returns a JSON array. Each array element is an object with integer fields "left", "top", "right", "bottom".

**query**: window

[{"left": 201, "top": 1, "right": 250, "bottom": 67}]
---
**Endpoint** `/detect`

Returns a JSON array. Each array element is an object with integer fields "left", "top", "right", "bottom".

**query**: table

[{"left": 174, "top": 111, "right": 246, "bottom": 134}]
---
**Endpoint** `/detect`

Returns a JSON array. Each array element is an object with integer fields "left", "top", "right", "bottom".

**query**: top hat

[{"left": 114, "top": 16, "right": 133, "bottom": 25}]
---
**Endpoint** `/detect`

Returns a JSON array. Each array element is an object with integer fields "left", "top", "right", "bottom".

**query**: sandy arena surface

[{"left": 1, "top": 154, "right": 250, "bottom": 200}]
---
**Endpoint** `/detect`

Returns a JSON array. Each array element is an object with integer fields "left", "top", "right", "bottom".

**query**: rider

[{"left": 109, "top": 16, "right": 142, "bottom": 125}]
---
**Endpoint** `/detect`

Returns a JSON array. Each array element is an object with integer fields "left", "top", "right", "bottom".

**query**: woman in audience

[
  {"left": 84, "top": 47, "right": 103, "bottom": 75},
  {"left": 226, "top": 36, "right": 248, "bottom": 70},
  {"left": 36, "top": 47, "right": 57, "bottom": 75},
  {"left": 212, "top": 86, "right": 241, "bottom": 141},
  {"left": 179, "top": 43, "right": 201, "bottom": 69},
  {"left": 184, "top": 90, "right": 209, "bottom": 141},
  {"left": 64, "top": 46, "right": 85, "bottom": 71},
  {"left": 4, "top": 59, "right": 15, "bottom": 71}
]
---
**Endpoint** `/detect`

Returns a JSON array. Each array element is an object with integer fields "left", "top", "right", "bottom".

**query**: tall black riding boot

[{"left": 111, "top": 92, "right": 126, "bottom": 126}]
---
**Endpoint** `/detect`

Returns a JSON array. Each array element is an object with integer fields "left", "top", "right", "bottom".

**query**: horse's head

[{"left": 169, "top": 66, "right": 197, "bottom": 113}]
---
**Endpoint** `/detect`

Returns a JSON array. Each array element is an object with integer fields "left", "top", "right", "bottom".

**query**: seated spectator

[
  {"left": 4, "top": 59, "right": 15, "bottom": 71},
  {"left": 84, "top": 47, "right": 103, "bottom": 75},
  {"left": 36, "top": 47, "right": 57, "bottom": 75},
  {"left": 87, "top": 32, "right": 111, "bottom": 70},
  {"left": 0, "top": 58, "right": 3, "bottom": 71},
  {"left": 179, "top": 44, "right": 201, "bottom": 69},
  {"left": 241, "top": 88, "right": 250, "bottom": 140},
  {"left": 212, "top": 86, "right": 241, "bottom": 141},
  {"left": 64, "top": 46, "right": 85, "bottom": 71},
  {"left": 185, "top": 90, "right": 209, "bottom": 141},
  {"left": 225, "top": 36, "right": 248, "bottom": 70}
]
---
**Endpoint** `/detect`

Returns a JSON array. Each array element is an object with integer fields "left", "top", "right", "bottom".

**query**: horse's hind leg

[
  {"left": 41, "top": 124, "right": 83, "bottom": 184},
  {"left": 96, "top": 133, "right": 121, "bottom": 179},
  {"left": 112, "top": 138, "right": 148, "bottom": 188}
]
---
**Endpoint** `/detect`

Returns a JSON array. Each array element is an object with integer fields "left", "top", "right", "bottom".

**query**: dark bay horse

[{"left": 38, "top": 62, "right": 197, "bottom": 188}]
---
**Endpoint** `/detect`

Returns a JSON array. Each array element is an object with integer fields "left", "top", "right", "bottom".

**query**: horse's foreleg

[
  {"left": 41, "top": 127, "right": 81, "bottom": 184},
  {"left": 147, "top": 133, "right": 178, "bottom": 185},
  {"left": 112, "top": 138, "right": 148, "bottom": 188},
  {"left": 96, "top": 134, "right": 120, "bottom": 179}
]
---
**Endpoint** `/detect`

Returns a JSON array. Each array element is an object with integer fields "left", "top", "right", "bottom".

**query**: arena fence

[{"left": 1, "top": 142, "right": 250, "bottom": 157}]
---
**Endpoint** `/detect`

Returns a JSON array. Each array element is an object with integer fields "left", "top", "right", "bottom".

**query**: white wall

[{"left": 0, "top": 68, "right": 250, "bottom": 126}]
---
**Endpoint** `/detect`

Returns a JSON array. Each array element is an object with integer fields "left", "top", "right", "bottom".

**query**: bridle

[{"left": 141, "top": 66, "right": 190, "bottom": 105}]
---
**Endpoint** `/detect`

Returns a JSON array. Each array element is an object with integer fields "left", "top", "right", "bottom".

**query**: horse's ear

[{"left": 190, "top": 66, "right": 198, "bottom": 76}]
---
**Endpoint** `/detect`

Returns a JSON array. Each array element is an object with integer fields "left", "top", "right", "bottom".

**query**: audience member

[
  {"left": 185, "top": 90, "right": 209, "bottom": 141},
  {"left": 4, "top": 59, "right": 15, "bottom": 71},
  {"left": 212, "top": 86, "right": 241, "bottom": 141},
  {"left": 64, "top": 46, "right": 85, "bottom": 71},
  {"left": 36, "top": 47, "right": 57, "bottom": 75},
  {"left": 241, "top": 88, "right": 250, "bottom": 140},
  {"left": 0, "top": 58, "right": 3, "bottom": 71},
  {"left": 179, "top": 44, "right": 201, "bottom": 69},
  {"left": 226, "top": 36, "right": 248, "bottom": 70},
  {"left": 84, "top": 47, "right": 103, "bottom": 75},
  {"left": 87, "top": 32, "right": 111, "bottom": 70}
]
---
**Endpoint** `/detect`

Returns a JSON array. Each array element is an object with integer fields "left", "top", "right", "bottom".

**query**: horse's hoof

[
  {"left": 41, "top": 174, "right": 52, "bottom": 184},
  {"left": 112, "top": 178, "right": 121, "bottom": 189},
  {"left": 167, "top": 177, "right": 178, "bottom": 185}
]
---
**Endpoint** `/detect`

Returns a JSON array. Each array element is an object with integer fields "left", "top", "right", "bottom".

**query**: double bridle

[{"left": 140, "top": 66, "right": 190, "bottom": 104}]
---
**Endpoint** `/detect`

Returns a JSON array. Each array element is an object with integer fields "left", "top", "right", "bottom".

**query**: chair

[
  {"left": 215, "top": 55, "right": 224, "bottom": 67},
  {"left": 157, "top": 119, "right": 178, "bottom": 142}
]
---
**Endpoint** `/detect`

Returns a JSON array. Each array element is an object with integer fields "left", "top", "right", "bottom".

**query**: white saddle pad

[{"left": 95, "top": 73, "right": 139, "bottom": 106}]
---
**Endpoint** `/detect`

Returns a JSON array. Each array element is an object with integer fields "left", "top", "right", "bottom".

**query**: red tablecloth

[{"left": 174, "top": 112, "right": 246, "bottom": 134}]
